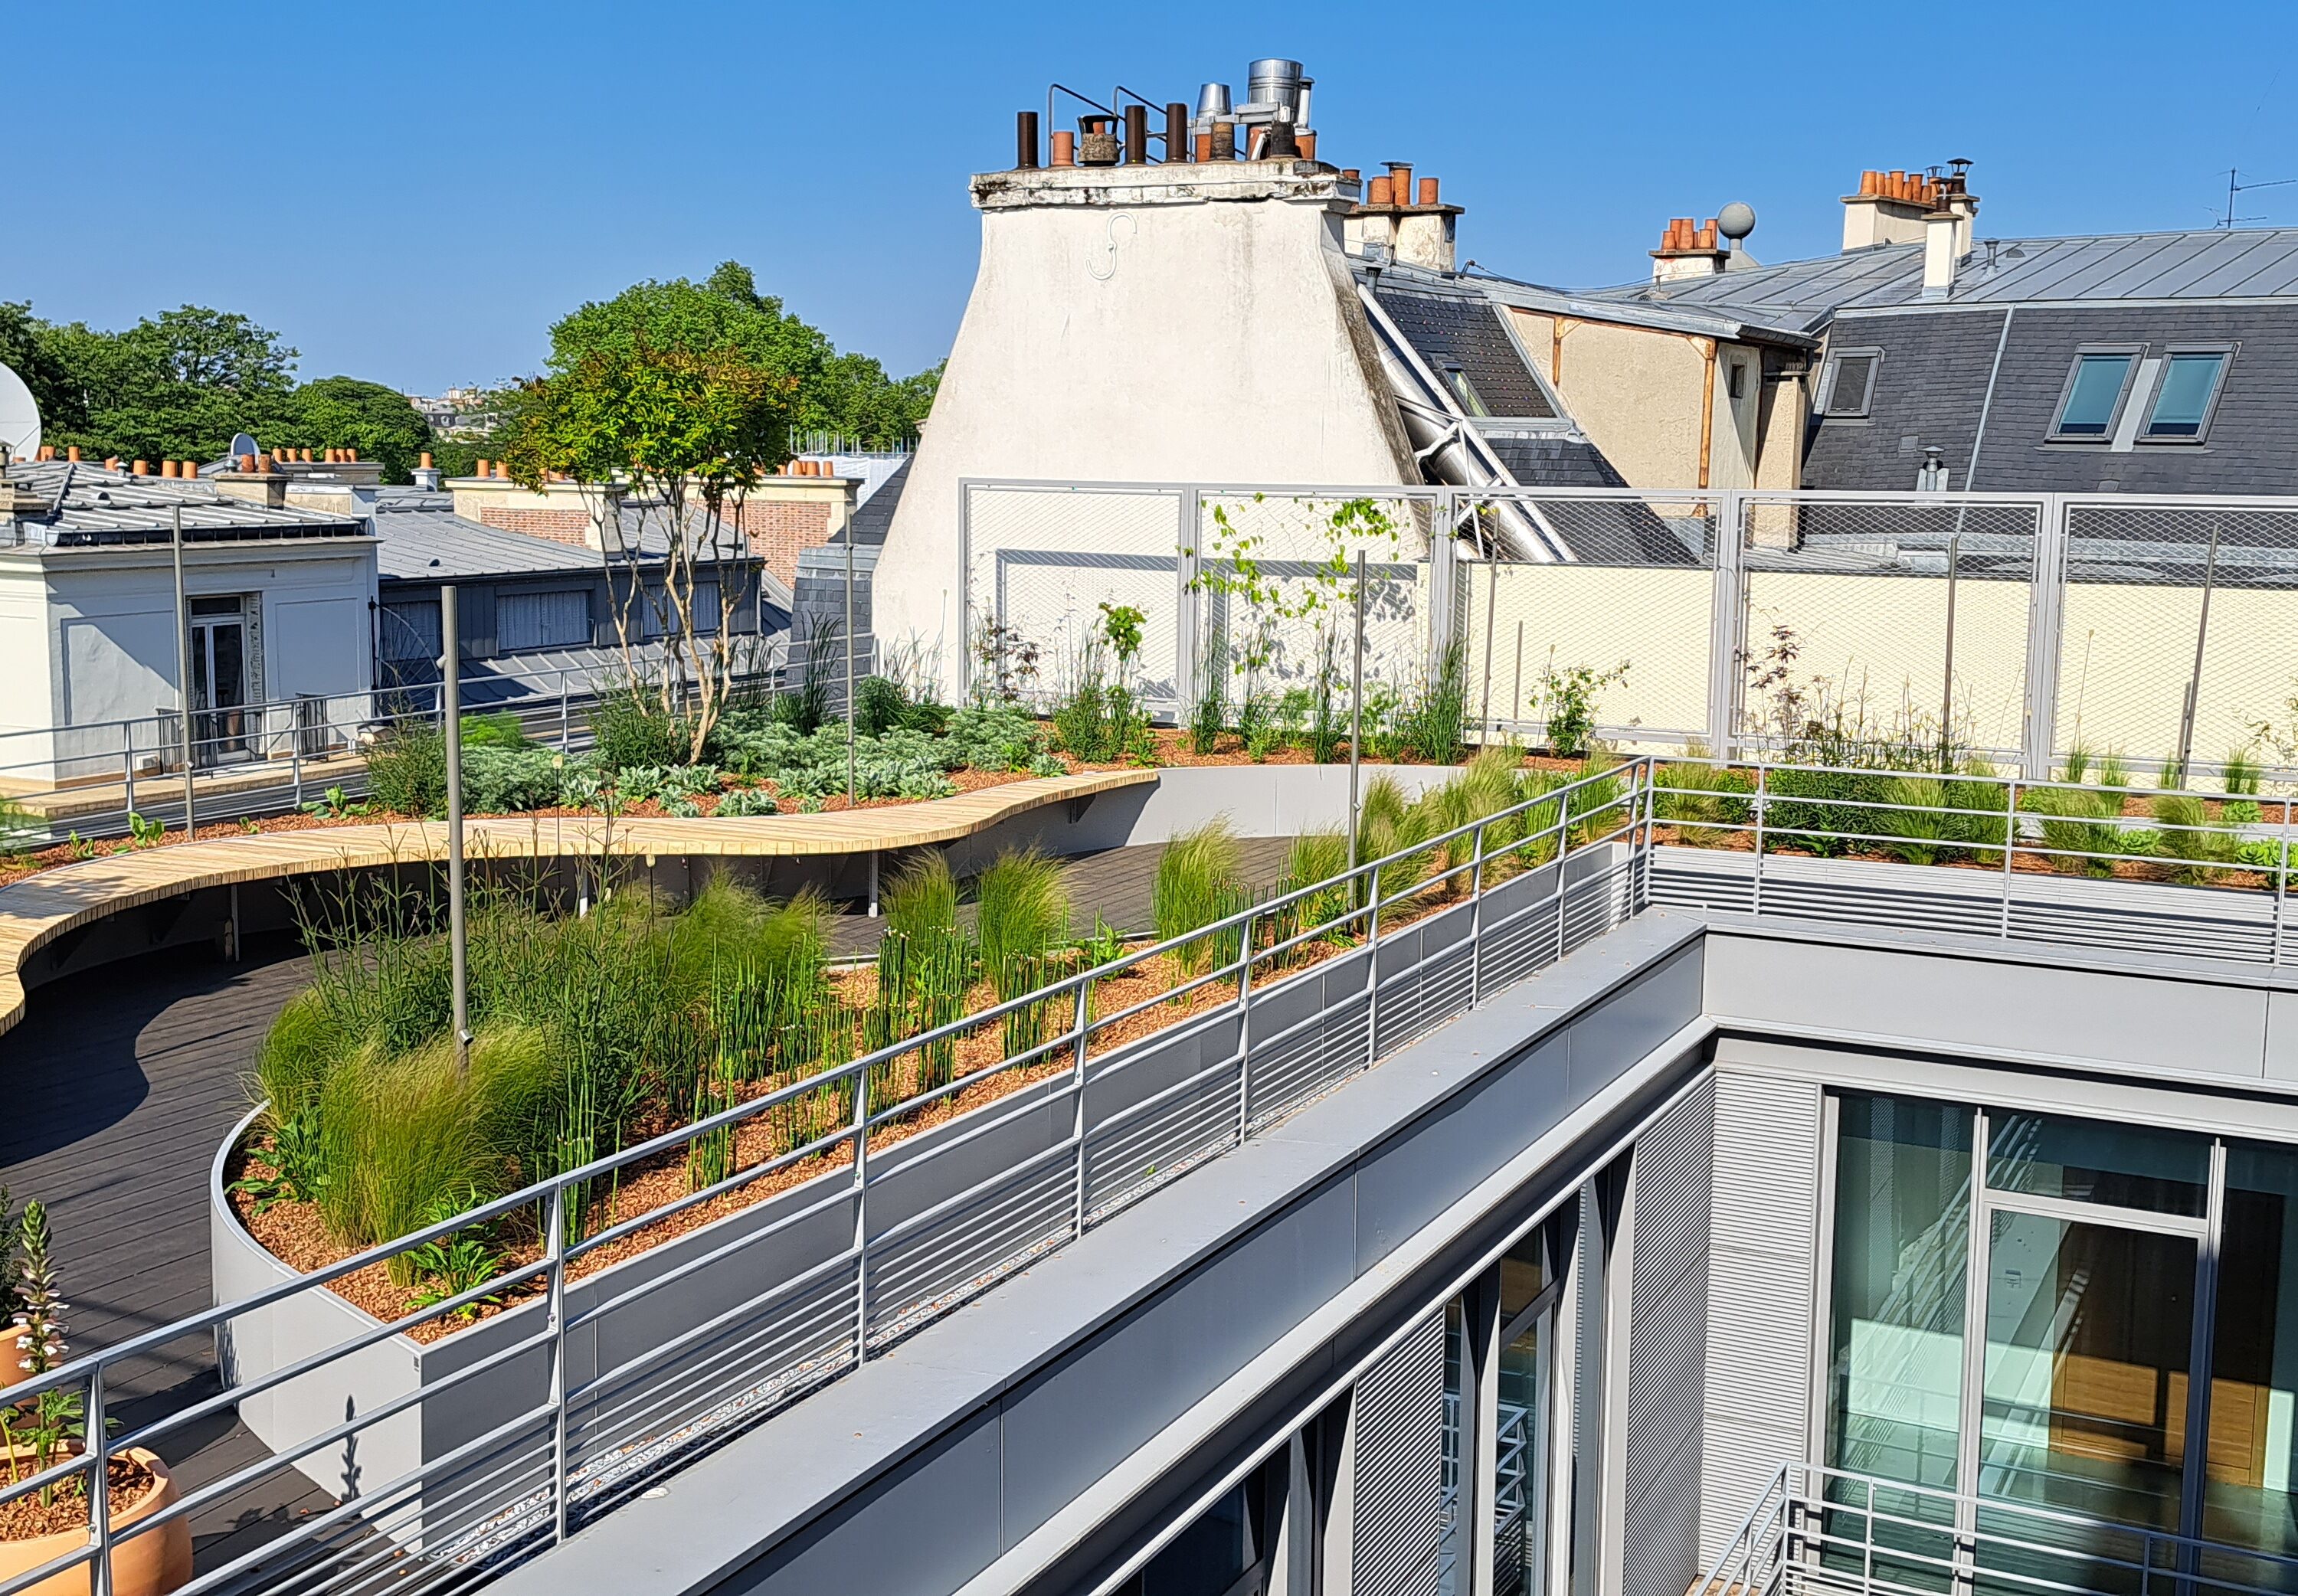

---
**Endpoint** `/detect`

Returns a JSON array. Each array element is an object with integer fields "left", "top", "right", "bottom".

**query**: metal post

[
  {"left": 172, "top": 507, "right": 195, "bottom": 836},
  {"left": 2275, "top": 798, "right": 2292, "bottom": 967},
  {"left": 1552, "top": 799, "right": 1571, "bottom": 965},
  {"left": 122, "top": 737, "right": 136, "bottom": 818},
  {"left": 1940, "top": 532, "right": 1962, "bottom": 758},
  {"left": 88, "top": 1361, "right": 111, "bottom": 1596},
  {"left": 1072, "top": 978, "right": 1092, "bottom": 1237},
  {"left": 443, "top": 584, "right": 470, "bottom": 1078},
  {"left": 1364, "top": 873, "right": 1382, "bottom": 1068},
  {"left": 2175, "top": 519, "right": 2224, "bottom": 781},
  {"left": 559, "top": 671, "right": 571, "bottom": 752},
  {"left": 2000, "top": 773, "right": 2020, "bottom": 940},
  {"left": 1478, "top": 557, "right": 1499, "bottom": 746},
  {"left": 868, "top": 851, "right": 879, "bottom": 917},
  {"left": 1750, "top": 762, "right": 1768, "bottom": 917},
  {"left": 845, "top": 531, "right": 858, "bottom": 806},
  {"left": 1468, "top": 820, "right": 1488, "bottom": 1005},
  {"left": 1511, "top": 618, "right": 1526, "bottom": 734},
  {"left": 1234, "top": 910, "right": 1257, "bottom": 1143},
  {"left": 545, "top": 1182, "right": 569, "bottom": 1544},
  {"left": 1348, "top": 551, "right": 1366, "bottom": 872},
  {"left": 851, "top": 1059, "right": 870, "bottom": 1362}
]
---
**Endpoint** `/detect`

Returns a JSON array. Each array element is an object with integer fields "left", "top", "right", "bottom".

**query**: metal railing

[
  {"left": 1646, "top": 754, "right": 2297, "bottom": 967},
  {"left": 1697, "top": 1463, "right": 2298, "bottom": 1596},
  {"left": 956, "top": 481, "right": 2298, "bottom": 787},
  {"left": 0, "top": 760, "right": 1657, "bottom": 1596},
  {"left": 0, "top": 645, "right": 796, "bottom": 844}
]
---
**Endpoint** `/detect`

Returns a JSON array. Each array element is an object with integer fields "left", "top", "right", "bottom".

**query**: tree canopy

[{"left": 0, "top": 259, "right": 937, "bottom": 479}]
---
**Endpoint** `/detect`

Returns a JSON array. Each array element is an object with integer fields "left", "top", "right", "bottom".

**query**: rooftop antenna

[
  {"left": 2218, "top": 167, "right": 2294, "bottom": 228},
  {"left": 0, "top": 363, "right": 41, "bottom": 463}
]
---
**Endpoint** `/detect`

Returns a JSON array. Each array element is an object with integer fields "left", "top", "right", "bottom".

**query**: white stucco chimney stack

[
  {"left": 1650, "top": 217, "right": 1728, "bottom": 281},
  {"left": 1344, "top": 163, "right": 1460, "bottom": 272},
  {"left": 876, "top": 113, "right": 1420, "bottom": 702},
  {"left": 1921, "top": 162, "right": 1979, "bottom": 300},
  {"left": 411, "top": 451, "right": 444, "bottom": 492}
]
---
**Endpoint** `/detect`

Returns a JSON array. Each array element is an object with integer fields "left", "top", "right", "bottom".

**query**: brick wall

[
  {"left": 732, "top": 499, "right": 834, "bottom": 589},
  {"left": 480, "top": 505, "right": 591, "bottom": 545}
]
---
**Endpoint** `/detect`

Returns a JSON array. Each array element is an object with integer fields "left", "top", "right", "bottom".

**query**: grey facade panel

[
  {"left": 1802, "top": 303, "right": 2298, "bottom": 495},
  {"left": 1353, "top": 1310, "right": 1449, "bottom": 1596}
]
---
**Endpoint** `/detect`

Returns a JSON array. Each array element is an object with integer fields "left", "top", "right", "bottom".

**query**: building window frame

[
  {"left": 496, "top": 584, "right": 594, "bottom": 654},
  {"left": 2136, "top": 343, "right": 2236, "bottom": 445},
  {"left": 2047, "top": 345, "right": 2145, "bottom": 442},
  {"left": 1818, "top": 348, "right": 1882, "bottom": 418}
]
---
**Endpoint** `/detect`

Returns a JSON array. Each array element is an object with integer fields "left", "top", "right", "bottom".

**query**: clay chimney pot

[
  {"left": 184, "top": 461, "right": 198, "bottom": 479},
  {"left": 345, "top": 446, "right": 358, "bottom": 463},
  {"left": 133, "top": 460, "right": 150, "bottom": 476},
  {"left": 419, "top": 451, "right": 433, "bottom": 469},
  {"left": 66, "top": 446, "right": 80, "bottom": 463},
  {"left": 1050, "top": 130, "right": 1076, "bottom": 167},
  {"left": 161, "top": 460, "right": 178, "bottom": 478},
  {"left": 1418, "top": 176, "right": 1439, "bottom": 206},
  {"left": 1298, "top": 132, "right": 1317, "bottom": 160},
  {"left": 237, "top": 453, "right": 254, "bottom": 472},
  {"left": 475, "top": 458, "right": 492, "bottom": 477},
  {"left": 1367, "top": 175, "right": 1392, "bottom": 206}
]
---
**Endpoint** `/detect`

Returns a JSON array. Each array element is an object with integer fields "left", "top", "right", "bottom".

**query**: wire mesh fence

[{"left": 949, "top": 480, "right": 2298, "bottom": 791}]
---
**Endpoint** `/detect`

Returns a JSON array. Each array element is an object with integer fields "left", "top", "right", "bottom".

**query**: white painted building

[{"left": 0, "top": 459, "right": 377, "bottom": 790}]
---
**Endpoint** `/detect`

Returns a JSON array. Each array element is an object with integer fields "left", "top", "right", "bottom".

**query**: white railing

[
  {"left": 0, "top": 761, "right": 1657, "bottom": 1596},
  {"left": 1696, "top": 1462, "right": 2298, "bottom": 1596}
]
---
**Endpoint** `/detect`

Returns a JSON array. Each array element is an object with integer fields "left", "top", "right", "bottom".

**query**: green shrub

[
  {"left": 1654, "top": 756, "right": 1752, "bottom": 849},
  {"left": 1943, "top": 758, "right": 2013, "bottom": 864},
  {"left": 1190, "top": 662, "right": 1227, "bottom": 756},
  {"left": 590, "top": 691, "right": 695, "bottom": 770},
  {"left": 1051, "top": 661, "right": 1115, "bottom": 762},
  {"left": 856, "top": 675, "right": 910, "bottom": 737},
  {"left": 2024, "top": 785, "right": 2120, "bottom": 878},
  {"left": 365, "top": 722, "right": 447, "bottom": 817},
  {"left": 461, "top": 745, "right": 563, "bottom": 813},
  {"left": 1357, "top": 773, "right": 1435, "bottom": 899},
  {"left": 1763, "top": 766, "right": 1894, "bottom": 858},
  {"left": 1877, "top": 776, "right": 1954, "bottom": 866},
  {"left": 1396, "top": 642, "right": 1469, "bottom": 764},
  {"left": 884, "top": 852, "right": 959, "bottom": 944},
  {"left": 974, "top": 847, "right": 1069, "bottom": 1058},
  {"left": 1154, "top": 819, "right": 1245, "bottom": 972},
  {"left": 2224, "top": 748, "right": 2263, "bottom": 797},
  {"left": 2151, "top": 793, "right": 2238, "bottom": 885},
  {"left": 715, "top": 787, "right": 779, "bottom": 817},
  {"left": 460, "top": 711, "right": 532, "bottom": 751}
]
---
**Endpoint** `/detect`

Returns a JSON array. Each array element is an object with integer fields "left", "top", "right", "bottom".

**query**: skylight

[
  {"left": 2142, "top": 351, "right": 2230, "bottom": 440},
  {"left": 2051, "top": 351, "right": 2139, "bottom": 438}
]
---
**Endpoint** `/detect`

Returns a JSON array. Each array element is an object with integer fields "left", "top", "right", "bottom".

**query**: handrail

[{"left": 0, "top": 757, "right": 1660, "bottom": 1596}]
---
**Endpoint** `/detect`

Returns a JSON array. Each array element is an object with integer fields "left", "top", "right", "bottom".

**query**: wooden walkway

[
  {"left": 0, "top": 833, "right": 1295, "bottom": 1580},
  {"left": 0, "top": 769, "right": 1156, "bottom": 1037}
]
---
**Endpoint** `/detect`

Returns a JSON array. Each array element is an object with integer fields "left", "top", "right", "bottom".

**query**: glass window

[
  {"left": 1823, "top": 352, "right": 1878, "bottom": 417},
  {"left": 1985, "top": 1111, "right": 2208, "bottom": 1216},
  {"left": 2052, "top": 353, "right": 2136, "bottom": 437},
  {"left": 2143, "top": 352, "right": 2228, "bottom": 440},
  {"left": 2204, "top": 1142, "right": 2298, "bottom": 1562},
  {"left": 1828, "top": 1094, "right": 1974, "bottom": 1493},
  {"left": 1444, "top": 365, "right": 1491, "bottom": 417}
]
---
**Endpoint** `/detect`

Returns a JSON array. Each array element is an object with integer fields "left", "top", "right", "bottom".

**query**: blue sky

[{"left": 8, "top": 0, "right": 2294, "bottom": 394}]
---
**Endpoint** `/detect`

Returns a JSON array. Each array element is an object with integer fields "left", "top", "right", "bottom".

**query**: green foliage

[
  {"left": 366, "top": 722, "right": 448, "bottom": 816},
  {"left": 1154, "top": 820, "right": 1246, "bottom": 973},
  {"left": 0, "top": 1183, "right": 22, "bottom": 1327},
  {"left": 974, "top": 848, "right": 1069, "bottom": 1058},
  {"left": 803, "top": 349, "right": 941, "bottom": 449},
  {"left": 1654, "top": 755, "right": 1751, "bottom": 849},
  {"left": 2224, "top": 749, "right": 2264, "bottom": 797},
  {"left": 883, "top": 852, "right": 959, "bottom": 945},
  {"left": 856, "top": 675, "right": 910, "bottom": 737},
  {"left": 125, "top": 810, "right": 167, "bottom": 846},
  {"left": 270, "top": 375, "right": 436, "bottom": 481},
  {"left": 2151, "top": 793, "right": 2238, "bottom": 884},
  {"left": 590, "top": 690, "right": 696, "bottom": 770},
  {"left": 1190, "top": 649, "right": 1228, "bottom": 756},
  {"left": 404, "top": 1191, "right": 509, "bottom": 1322},
  {"left": 1876, "top": 775, "right": 1955, "bottom": 867},
  {"left": 31, "top": 304, "right": 300, "bottom": 463},
  {"left": 1396, "top": 642, "right": 1470, "bottom": 764},
  {"left": 2023, "top": 784, "right": 2122, "bottom": 878},
  {"left": 1540, "top": 661, "right": 1629, "bottom": 759},
  {"left": 715, "top": 787, "right": 779, "bottom": 817},
  {"left": 1279, "top": 827, "right": 1354, "bottom": 940},
  {"left": 462, "top": 745, "right": 565, "bottom": 813}
]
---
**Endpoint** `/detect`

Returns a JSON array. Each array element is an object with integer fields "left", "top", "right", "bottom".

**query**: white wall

[{"left": 879, "top": 163, "right": 1415, "bottom": 698}]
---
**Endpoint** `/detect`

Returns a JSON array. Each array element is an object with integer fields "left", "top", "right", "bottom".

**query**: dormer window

[
  {"left": 1818, "top": 349, "right": 1880, "bottom": 417},
  {"left": 2140, "top": 348, "right": 2231, "bottom": 441},
  {"left": 1442, "top": 364, "right": 1491, "bottom": 417}
]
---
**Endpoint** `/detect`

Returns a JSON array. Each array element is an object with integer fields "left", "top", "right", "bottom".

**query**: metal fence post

[
  {"left": 1072, "top": 978, "right": 1092, "bottom": 1236},
  {"left": 1553, "top": 798, "right": 1571, "bottom": 964},
  {"left": 2022, "top": 495, "right": 2070, "bottom": 780},
  {"left": 546, "top": 1182, "right": 570, "bottom": 1544},
  {"left": 1364, "top": 872, "right": 1383, "bottom": 1068},
  {"left": 1750, "top": 762, "right": 1768, "bottom": 917},
  {"left": 2001, "top": 773, "right": 2021, "bottom": 940},
  {"left": 559, "top": 670, "right": 572, "bottom": 752},
  {"left": 89, "top": 1360, "right": 111, "bottom": 1596},
  {"left": 1175, "top": 486, "right": 1202, "bottom": 718},
  {"left": 1234, "top": 909, "right": 1257, "bottom": 1143},
  {"left": 1468, "top": 820, "right": 1488, "bottom": 1005},
  {"left": 2275, "top": 799, "right": 2292, "bottom": 967},
  {"left": 851, "top": 1061, "right": 871, "bottom": 1363},
  {"left": 122, "top": 732, "right": 136, "bottom": 819},
  {"left": 1707, "top": 489, "right": 1750, "bottom": 757}
]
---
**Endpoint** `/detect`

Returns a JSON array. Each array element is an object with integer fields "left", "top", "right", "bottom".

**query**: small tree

[{"left": 506, "top": 265, "right": 825, "bottom": 764}]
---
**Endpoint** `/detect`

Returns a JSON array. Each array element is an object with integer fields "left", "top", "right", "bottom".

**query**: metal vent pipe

[{"left": 1016, "top": 110, "right": 1039, "bottom": 169}]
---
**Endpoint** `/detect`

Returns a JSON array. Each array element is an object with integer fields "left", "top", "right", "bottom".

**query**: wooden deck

[
  {"left": 0, "top": 832, "right": 1294, "bottom": 1580},
  {"left": 0, "top": 768, "right": 1157, "bottom": 1036}
]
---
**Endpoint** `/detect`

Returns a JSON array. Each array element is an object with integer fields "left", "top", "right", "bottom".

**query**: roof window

[
  {"left": 1819, "top": 350, "right": 1879, "bottom": 417},
  {"left": 2050, "top": 349, "right": 2139, "bottom": 439},
  {"left": 1442, "top": 364, "right": 1491, "bottom": 418},
  {"left": 2140, "top": 348, "right": 2231, "bottom": 441}
]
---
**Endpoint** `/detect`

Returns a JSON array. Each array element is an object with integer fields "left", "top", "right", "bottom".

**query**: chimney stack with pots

[
  {"left": 1344, "top": 157, "right": 1462, "bottom": 272},
  {"left": 1650, "top": 216, "right": 1729, "bottom": 281},
  {"left": 1841, "top": 163, "right": 1973, "bottom": 251}
]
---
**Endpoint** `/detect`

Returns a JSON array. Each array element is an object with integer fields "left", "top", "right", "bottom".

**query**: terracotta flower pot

[{"left": 0, "top": 1448, "right": 192, "bottom": 1596}]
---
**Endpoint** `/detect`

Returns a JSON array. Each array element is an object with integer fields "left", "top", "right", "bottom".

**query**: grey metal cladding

[
  {"left": 1354, "top": 1310, "right": 1449, "bottom": 1596},
  {"left": 1620, "top": 1078, "right": 1714, "bottom": 1596},
  {"left": 1804, "top": 303, "right": 2298, "bottom": 495},
  {"left": 841, "top": 456, "right": 908, "bottom": 548},
  {"left": 1373, "top": 289, "right": 1558, "bottom": 417}
]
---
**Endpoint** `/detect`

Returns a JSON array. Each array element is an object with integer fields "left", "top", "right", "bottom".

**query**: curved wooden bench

[{"left": 0, "top": 768, "right": 1158, "bottom": 1038}]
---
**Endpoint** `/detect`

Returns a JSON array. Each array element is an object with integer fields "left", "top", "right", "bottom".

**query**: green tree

[
  {"left": 273, "top": 376, "right": 437, "bottom": 481},
  {"left": 38, "top": 306, "right": 298, "bottom": 462},
  {"left": 0, "top": 301, "right": 81, "bottom": 441},
  {"left": 804, "top": 352, "right": 941, "bottom": 449},
  {"left": 504, "top": 261, "right": 823, "bottom": 759}
]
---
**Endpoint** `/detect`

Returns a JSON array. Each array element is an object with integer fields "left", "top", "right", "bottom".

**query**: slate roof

[
  {"left": 0, "top": 462, "right": 365, "bottom": 546},
  {"left": 1370, "top": 285, "right": 1557, "bottom": 417},
  {"left": 372, "top": 491, "right": 602, "bottom": 581}
]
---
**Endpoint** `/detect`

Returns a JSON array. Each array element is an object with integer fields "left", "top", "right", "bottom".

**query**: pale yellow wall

[
  {"left": 1507, "top": 310, "right": 1710, "bottom": 489},
  {"left": 1754, "top": 369, "right": 1805, "bottom": 491},
  {"left": 2057, "top": 584, "right": 2298, "bottom": 767},
  {"left": 1463, "top": 562, "right": 1714, "bottom": 743}
]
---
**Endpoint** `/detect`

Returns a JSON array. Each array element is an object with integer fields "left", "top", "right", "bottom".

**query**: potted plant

[{"left": 2, "top": 1202, "right": 192, "bottom": 1596}]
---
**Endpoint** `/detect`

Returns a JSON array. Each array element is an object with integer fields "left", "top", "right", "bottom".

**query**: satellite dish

[
  {"left": 0, "top": 363, "right": 40, "bottom": 463},
  {"left": 1716, "top": 202, "right": 1757, "bottom": 243},
  {"left": 228, "top": 432, "right": 260, "bottom": 462}
]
